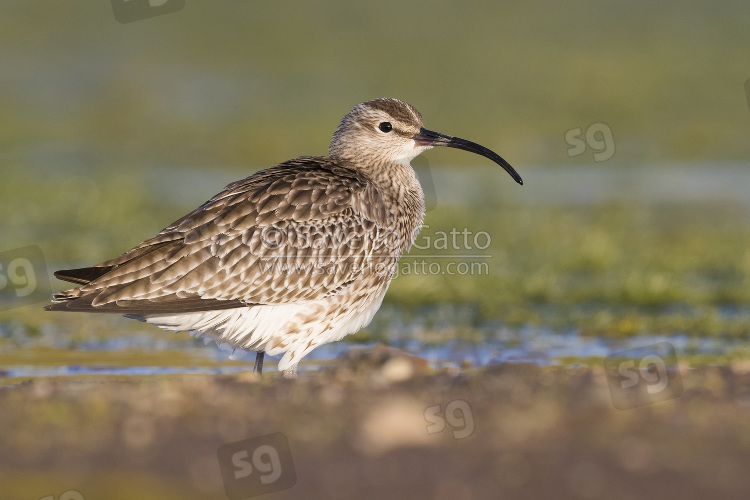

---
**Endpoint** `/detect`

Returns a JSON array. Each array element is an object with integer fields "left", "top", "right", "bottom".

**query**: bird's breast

[{"left": 390, "top": 169, "right": 426, "bottom": 253}]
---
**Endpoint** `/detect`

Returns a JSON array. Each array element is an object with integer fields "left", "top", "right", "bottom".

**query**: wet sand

[{"left": 1, "top": 350, "right": 750, "bottom": 500}]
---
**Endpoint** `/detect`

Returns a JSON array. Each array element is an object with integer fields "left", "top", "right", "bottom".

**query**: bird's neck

[{"left": 367, "top": 160, "right": 426, "bottom": 250}]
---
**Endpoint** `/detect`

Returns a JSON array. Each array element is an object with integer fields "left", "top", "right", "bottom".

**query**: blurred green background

[
  {"left": 3, "top": 1, "right": 750, "bottom": 167},
  {"left": 1, "top": 0, "right": 750, "bottom": 337}
]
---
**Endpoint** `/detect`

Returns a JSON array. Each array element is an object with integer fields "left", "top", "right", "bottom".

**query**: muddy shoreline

[{"left": 2, "top": 354, "right": 749, "bottom": 500}]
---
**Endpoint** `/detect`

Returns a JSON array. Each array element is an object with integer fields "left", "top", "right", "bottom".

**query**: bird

[{"left": 45, "top": 98, "right": 522, "bottom": 377}]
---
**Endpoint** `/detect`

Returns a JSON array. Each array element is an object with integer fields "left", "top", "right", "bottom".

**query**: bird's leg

[{"left": 253, "top": 351, "right": 265, "bottom": 375}]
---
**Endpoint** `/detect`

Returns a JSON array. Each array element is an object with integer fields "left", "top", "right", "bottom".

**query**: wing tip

[
  {"left": 53, "top": 266, "right": 115, "bottom": 285},
  {"left": 44, "top": 301, "right": 69, "bottom": 312}
]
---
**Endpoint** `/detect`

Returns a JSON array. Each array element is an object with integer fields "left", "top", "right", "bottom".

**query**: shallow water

[{"left": 2, "top": 303, "right": 748, "bottom": 380}]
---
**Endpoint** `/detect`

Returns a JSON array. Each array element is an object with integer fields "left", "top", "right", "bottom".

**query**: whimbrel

[{"left": 45, "top": 98, "right": 522, "bottom": 377}]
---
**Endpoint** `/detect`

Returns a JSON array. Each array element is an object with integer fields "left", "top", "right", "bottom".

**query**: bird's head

[{"left": 329, "top": 98, "right": 522, "bottom": 185}]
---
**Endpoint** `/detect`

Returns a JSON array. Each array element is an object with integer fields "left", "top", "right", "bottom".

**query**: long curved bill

[{"left": 413, "top": 128, "right": 523, "bottom": 185}]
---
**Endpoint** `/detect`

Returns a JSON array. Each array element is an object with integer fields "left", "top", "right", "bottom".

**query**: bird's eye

[{"left": 378, "top": 122, "right": 393, "bottom": 133}]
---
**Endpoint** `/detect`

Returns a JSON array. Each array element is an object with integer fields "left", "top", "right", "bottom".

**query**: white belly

[{"left": 127, "top": 289, "right": 386, "bottom": 372}]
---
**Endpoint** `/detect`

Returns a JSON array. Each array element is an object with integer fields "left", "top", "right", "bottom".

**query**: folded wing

[{"left": 46, "top": 157, "right": 395, "bottom": 314}]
